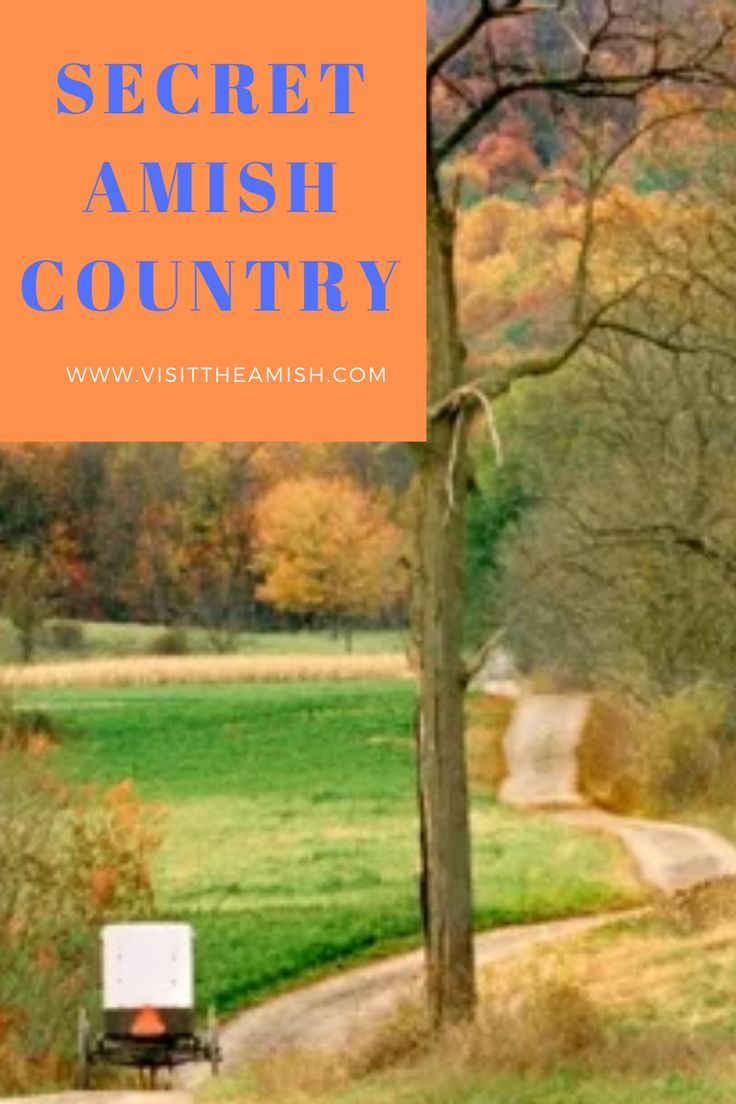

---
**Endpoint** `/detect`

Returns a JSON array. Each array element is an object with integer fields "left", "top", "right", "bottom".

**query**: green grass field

[
  {"left": 0, "top": 618, "right": 405, "bottom": 664},
  {"left": 29, "top": 680, "right": 642, "bottom": 1013}
]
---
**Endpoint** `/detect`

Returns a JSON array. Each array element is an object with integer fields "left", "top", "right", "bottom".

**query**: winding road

[
  {"left": 502, "top": 694, "right": 736, "bottom": 892},
  {"left": 7, "top": 691, "right": 736, "bottom": 1102}
]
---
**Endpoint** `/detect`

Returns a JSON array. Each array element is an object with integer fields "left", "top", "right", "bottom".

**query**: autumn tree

[
  {"left": 0, "top": 547, "right": 55, "bottom": 663},
  {"left": 252, "top": 442, "right": 413, "bottom": 498},
  {"left": 491, "top": 105, "right": 736, "bottom": 693},
  {"left": 177, "top": 444, "right": 259, "bottom": 649},
  {"left": 254, "top": 477, "right": 406, "bottom": 650},
  {"left": 419, "top": 0, "right": 735, "bottom": 1024},
  {"left": 132, "top": 503, "right": 189, "bottom": 627},
  {"left": 0, "top": 444, "right": 410, "bottom": 634}
]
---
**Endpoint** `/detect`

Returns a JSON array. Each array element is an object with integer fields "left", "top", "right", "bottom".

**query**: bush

[
  {"left": 476, "top": 974, "right": 604, "bottom": 1072},
  {"left": 347, "top": 967, "right": 604, "bottom": 1088},
  {"left": 467, "top": 693, "right": 514, "bottom": 792},
  {"left": 662, "top": 874, "right": 736, "bottom": 931},
  {"left": 0, "top": 693, "right": 58, "bottom": 752},
  {"left": 48, "top": 620, "right": 86, "bottom": 653},
  {"left": 580, "top": 685, "right": 732, "bottom": 815},
  {"left": 0, "top": 748, "right": 160, "bottom": 1094},
  {"left": 578, "top": 696, "right": 651, "bottom": 813},
  {"left": 149, "top": 626, "right": 189, "bottom": 656},
  {"left": 652, "top": 694, "right": 724, "bottom": 808}
]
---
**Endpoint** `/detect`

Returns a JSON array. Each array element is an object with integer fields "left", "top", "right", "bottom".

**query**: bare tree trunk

[
  {"left": 415, "top": 0, "right": 732, "bottom": 1032},
  {"left": 414, "top": 181, "right": 476, "bottom": 1025}
]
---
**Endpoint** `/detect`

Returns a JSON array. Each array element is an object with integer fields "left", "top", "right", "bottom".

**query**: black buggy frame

[{"left": 76, "top": 1005, "right": 221, "bottom": 1087}]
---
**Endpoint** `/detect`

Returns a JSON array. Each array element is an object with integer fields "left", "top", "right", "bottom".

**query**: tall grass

[{"left": 210, "top": 913, "right": 736, "bottom": 1104}]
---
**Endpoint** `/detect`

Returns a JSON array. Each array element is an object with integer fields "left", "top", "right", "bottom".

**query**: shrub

[
  {"left": 345, "top": 967, "right": 605, "bottom": 1089},
  {"left": 660, "top": 875, "right": 736, "bottom": 932},
  {"left": 0, "top": 747, "right": 160, "bottom": 1094},
  {"left": 578, "top": 696, "right": 651, "bottom": 813},
  {"left": 48, "top": 620, "right": 86, "bottom": 653},
  {"left": 649, "top": 688, "right": 726, "bottom": 808},
  {"left": 476, "top": 974, "right": 605, "bottom": 1072},
  {"left": 0, "top": 692, "right": 58, "bottom": 752},
  {"left": 580, "top": 685, "right": 732, "bottom": 815},
  {"left": 350, "top": 998, "right": 434, "bottom": 1077},
  {"left": 149, "top": 626, "right": 189, "bottom": 655},
  {"left": 466, "top": 693, "right": 514, "bottom": 792}
]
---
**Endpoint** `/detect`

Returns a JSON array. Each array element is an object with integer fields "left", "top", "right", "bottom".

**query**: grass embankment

[
  {"left": 30, "top": 680, "right": 642, "bottom": 1013},
  {"left": 205, "top": 890, "right": 736, "bottom": 1104}
]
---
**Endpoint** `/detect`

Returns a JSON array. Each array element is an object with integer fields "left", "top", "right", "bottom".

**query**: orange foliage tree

[
  {"left": 0, "top": 734, "right": 159, "bottom": 1093},
  {"left": 254, "top": 477, "right": 407, "bottom": 649}
]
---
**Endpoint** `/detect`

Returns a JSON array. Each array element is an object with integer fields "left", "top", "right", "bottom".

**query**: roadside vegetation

[
  {"left": 0, "top": 699, "right": 157, "bottom": 1094},
  {"left": 579, "top": 687, "right": 736, "bottom": 827},
  {"left": 469, "top": 685, "right": 736, "bottom": 846},
  {"left": 202, "top": 895, "right": 736, "bottom": 1104}
]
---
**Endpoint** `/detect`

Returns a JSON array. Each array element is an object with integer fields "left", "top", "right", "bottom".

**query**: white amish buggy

[{"left": 77, "top": 922, "right": 221, "bottom": 1088}]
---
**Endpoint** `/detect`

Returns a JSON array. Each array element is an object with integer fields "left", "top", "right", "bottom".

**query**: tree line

[{"left": 0, "top": 442, "right": 411, "bottom": 659}]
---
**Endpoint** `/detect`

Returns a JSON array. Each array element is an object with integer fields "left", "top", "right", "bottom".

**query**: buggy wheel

[
  {"left": 207, "top": 1006, "right": 221, "bottom": 1076},
  {"left": 76, "top": 1008, "right": 92, "bottom": 1090}
]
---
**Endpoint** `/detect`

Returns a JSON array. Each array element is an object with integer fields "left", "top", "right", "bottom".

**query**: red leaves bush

[{"left": 0, "top": 740, "right": 160, "bottom": 1093}]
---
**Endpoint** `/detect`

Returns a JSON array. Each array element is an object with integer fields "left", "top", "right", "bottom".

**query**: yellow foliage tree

[{"left": 254, "top": 477, "right": 406, "bottom": 649}]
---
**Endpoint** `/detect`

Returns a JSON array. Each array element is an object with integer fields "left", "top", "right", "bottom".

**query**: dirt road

[{"left": 500, "top": 693, "right": 736, "bottom": 892}]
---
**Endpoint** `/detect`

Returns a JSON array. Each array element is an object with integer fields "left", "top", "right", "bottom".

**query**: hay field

[{"left": 0, "top": 651, "right": 411, "bottom": 689}]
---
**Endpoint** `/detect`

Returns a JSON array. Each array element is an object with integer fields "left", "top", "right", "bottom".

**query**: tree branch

[
  {"left": 427, "top": 0, "right": 564, "bottom": 82},
  {"left": 428, "top": 287, "right": 642, "bottom": 421},
  {"left": 432, "top": 13, "right": 735, "bottom": 164}
]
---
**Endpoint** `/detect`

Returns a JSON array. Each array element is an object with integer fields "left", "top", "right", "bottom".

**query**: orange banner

[{"left": 2, "top": 1, "right": 425, "bottom": 441}]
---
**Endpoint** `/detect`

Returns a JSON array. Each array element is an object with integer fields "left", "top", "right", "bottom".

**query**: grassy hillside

[
  {"left": 26, "top": 680, "right": 643, "bottom": 1012},
  {"left": 205, "top": 902, "right": 736, "bottom": 1104}
]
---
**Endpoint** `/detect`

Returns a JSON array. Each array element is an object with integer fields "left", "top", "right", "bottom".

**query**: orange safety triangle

[{"left": 131, "top": 1004, "right": 166, "bottom": 1037}]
